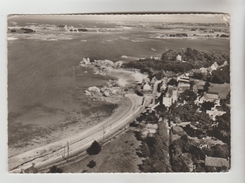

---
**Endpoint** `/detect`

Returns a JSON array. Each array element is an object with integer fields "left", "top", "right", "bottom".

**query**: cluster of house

[
  {"left": 136, "top": 71, "right": 227, "bottom": 122},
  {"left": 190, "top": 61, "right": 228, "bottom": 76},
  {"left": 194, "top": 92, "right": 226, "bottom": 121},
  {"left": 136, "top": 73, "right": 191, "bottom": 108}
]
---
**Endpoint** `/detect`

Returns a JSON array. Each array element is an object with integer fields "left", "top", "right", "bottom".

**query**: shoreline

[
  {"left": 8, "top": 93, "right": 148, "bottom": 173},
  {"left": 9, "top": 96, "right": 133, "bottom": 171},
  {"left": 8, "top": 62, "right": 134, "bottom": 158},
  {"left": 8, "top": 61, "right": 142, "bottom": 171}
]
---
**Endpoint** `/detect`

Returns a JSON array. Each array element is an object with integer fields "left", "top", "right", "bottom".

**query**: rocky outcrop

[
  {"left": 87, "top": 86, "right": 100, "bottom": 93},
  {"left": 80, "top": 58, "right": 91, "bottom": 66},
  {"left": 85, "top": 79, "right": 126, "bottom": 101},
  {"left": 114, "top": 61, "right": 123, "bottom": 68}
]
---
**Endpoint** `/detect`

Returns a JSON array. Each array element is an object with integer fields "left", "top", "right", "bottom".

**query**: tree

[
  {"left": 178, "top": 89, "right": 197, "bottom": 104},
  {"left": 87, "top": 160, "right": 96, "bottom": 168},
  {"left": 193, "top": 72, "right": 204, "bottom": 80},
  {"left": 209, "top": 65, "right": 230, "bottom": 84},
  {"left": 140, "top": 142, "right": 151, "bottom": 157},
  {"left": 87, "top": 141, "right": 102, "bottom": 155},
  {"left": 203, "top": 82, "right": 210, "bottom": 92},
  {"left": 211, "top": 144, "right": 230, "bottom": 158},
  {"left": 171, "top": 155, "right": 190, "bottom": 172},
  {"left": 190, "top": 81, "right": 195, "bottom": 90},
  {"left": 202, "top": 101, "right": 215, "bottom": 111},
  {"left": 167, "top": 78, "right": 178, "bottom": 86},
  {"left": 226, "top": 91, "right": 230, "bottom": 104}
]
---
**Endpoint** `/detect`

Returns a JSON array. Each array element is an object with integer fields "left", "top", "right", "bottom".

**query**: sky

[{"left": 8, "top": 14, "right": 228, "bottom": 24}]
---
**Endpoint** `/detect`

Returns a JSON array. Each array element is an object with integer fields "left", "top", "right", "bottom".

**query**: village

[
  {"left": 78, "top": 54, "right": 230, "bottom": 172},
  {"left": 130, "top": 56, "right": 230, "bottom": 172}
]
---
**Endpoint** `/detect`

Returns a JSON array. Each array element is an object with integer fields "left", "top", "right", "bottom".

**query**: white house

[
  {"left": 177, "top": 73, "right": 190, "bottom": 83},
  {"left": 195, "top": 92, "right": 220, "bottom": 105},
  {"left": 206, "top": 105, "right": 226, "bottom": 121},
  {"left": 163, "top": 97, "right": 172, "bottom": 107},
  {"left": 210, "top": 62, "right": 219, "bottom": 71},
  {"left": 150, "top": 76, "right": 157, "bottom": 85},
  {"left": 178, "top": 82, "right": 190, "bottom": 92},
  {"left": 176, "top": 54, "right": 182, "bottom": 61},
  {"left": 162, "top": 87, "right": 178, "bottom": 107},
  {"left": 142, "top": 83, "right": 152, "bottom": 91},
  {"left": 172, "top": 90, "right": 178, "bottom": 103}
]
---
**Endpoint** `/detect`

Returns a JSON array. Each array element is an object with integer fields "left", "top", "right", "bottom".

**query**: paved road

[{"left": 9, "top": 94, "right": 151, "bottom": 173}]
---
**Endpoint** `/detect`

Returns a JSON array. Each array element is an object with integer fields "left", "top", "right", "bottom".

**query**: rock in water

[{"left": 103, "top": 91, "right": 110, "bottom": 97}]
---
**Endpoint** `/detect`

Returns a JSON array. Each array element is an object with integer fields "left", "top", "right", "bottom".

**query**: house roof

[
  {"left": 205, "top": 156, "right": 229, "bottom": 168},
  {"left": 178, "top": 79, "right": 190, "bottom": 83},
  {"left": 143, "top": 83, "right": 152, "bottom": 90},
  {"left": 204, "top": 92, "right": 219, "bottom": 100},
  {"left": 150, "top": 77, "right": 157, "bottom": 84},
  {"left": 178, "top": 82, "right": 190, "bottom": 87},
  {"left": 172, "top": 90, "right": 178, "bottom": 97}
]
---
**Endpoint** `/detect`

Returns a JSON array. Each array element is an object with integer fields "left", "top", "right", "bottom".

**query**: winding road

[{"left": 9, "top": 94, "right": 152, "bottom": 173}]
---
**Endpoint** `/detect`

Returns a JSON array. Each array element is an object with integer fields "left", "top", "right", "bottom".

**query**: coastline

[
  {"left": 9, "top": 95, "right": 133, "bottom": 171},
  {"left": 8, "top": 61, "right": 142, "bottom": 171}
]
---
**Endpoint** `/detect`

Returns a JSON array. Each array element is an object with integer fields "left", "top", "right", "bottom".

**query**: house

[
  {"left": 197, "top": 92, "right": 220, "bottom": 104},
  {"left": 162, "top": 87, "right": 178, "bottom": 107},
  {"left": 178, "top": 82, "right": 190, "bottom": 92},
  {"left": 204, "top": 92, "right": 220, "bottom": 103},
  {"left": 221, "top": 61, "right": 228, "bottom": 67},
  {"left": 206, "top": 105, "right": 226, "bottom": 121},
  {"left": 205, "top": 155, "right": 229, "bottom": 169},
  {"left": 142, "top": 83, "right": 152, "bottom": 91},
  {"left": 177, "top": 73, "right": 190, "bottom": 92},
  {"left": 210, "top": 62, "right": 219, "bottom": 71},
  {"left": 163, "top": 96, "right": 172, "bottom": 107},
  {"left": 199, "top": 67, "right": 208, "bottom": 74},
  {"left": 177, "top": 73, "right": 190, "bottom": 83},
  {"left": 176, "top": 54, "right": 182, "bottom": 61},
  {"left": 150, "top": 76, "right": 157, "bottom": 85},
  {"left": 172, "top": 90, "right": 178, "bottom": 103}
]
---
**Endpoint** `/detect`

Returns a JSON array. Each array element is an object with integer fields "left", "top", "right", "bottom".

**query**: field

[
  {"left": 208, "top": 83, "right": 230, "bottom": 99},
  {"left": 193, "top": 79, "right": 230, "bottom": 99},
  {"left": 61, "top": 130, "right": 142, "bottom": 173}
]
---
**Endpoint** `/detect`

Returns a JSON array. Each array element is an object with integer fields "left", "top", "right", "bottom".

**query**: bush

[
  {"left": 202, "top": 101, "right": 215, "bottom": 111},
  {"left": 87, "top": 141, "right": 102, "bottom": 155},
  {"left": 178, "top": 89, "right": 197, "bottom": 104},
  {"left": 49, "top": 165, "right": 63, "bottom": 173},
  {"left": 140, "top": 142, "right": 151, "bottom": 157},
  {"left": 167, "top": 78, "right": 178, "bottom": 86},
  {"left": 171, "top": 155, "right": 190, "bottom": 172},
  {"left": 211, "top": 144, "right": 230, "bottom": 158},
  {"left": 87, "top": 160, "right": 96, "bottom": 168}
]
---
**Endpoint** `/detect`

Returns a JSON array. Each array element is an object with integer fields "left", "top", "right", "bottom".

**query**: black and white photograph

[{"left": 7, "top": 13, "right": 231, "bottom": 173}]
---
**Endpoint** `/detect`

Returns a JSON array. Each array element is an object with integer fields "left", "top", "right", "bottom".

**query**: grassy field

[
  {"left": 61, "top": 130, "right": 142, "bottom": 173},
  {"left": 208, "top": 83, "right": 230, "bottom": 99}
]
